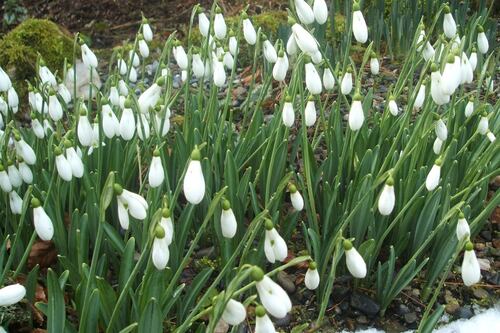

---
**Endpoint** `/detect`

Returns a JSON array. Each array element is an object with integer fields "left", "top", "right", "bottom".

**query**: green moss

[{"left": 0, "top": 19, "right": 74, "bottom": 102}]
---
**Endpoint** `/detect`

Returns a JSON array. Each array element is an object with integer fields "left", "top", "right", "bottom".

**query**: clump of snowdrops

[{"left": 0, "top": 0, "right": 498, "bottom": 331}]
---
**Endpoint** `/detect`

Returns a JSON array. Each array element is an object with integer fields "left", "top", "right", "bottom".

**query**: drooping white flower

[
  {"left": 31, "top": 118, "right": 45, "bottom": 139},
  {"left": 443, "top": 7, "right": 456, "bottom": 39},
  {"left": 349, "top": 94, "right": 364, "bottom": 131},
  {"left": 128, "top": 66, "right": 138, "bottom": 83},
  {"left": 119, "top": 80, "right": 129, "bottom": 96},
  {"left": 305, "top": 261, "right": 320, "bottom": 290},
  {"left": 370, "top": 54, "right": 379, "bottom": 75},
  {"left": 38, "top": 65, "right": 57, "bottom": 87},
  {"left": 341, "top": 70, "right": 353, "bottom": 95},
  {"left": 323, "top": 67, "right": 335, "bottom": 90},
  {"left": 461, "top": 242, "right": 481, "bottom": 286},
  {"left": 192, "top": 53, "right": 206, "bottom": 78},
  {"left": 149, "top": 150, "right": 165, "bottom": 188},
  {"left": 255, "top": 306, "right": 277, "bottom": 333},
  {"left": 465, "top": 99, "right": 474, "bottom": 118},
  {"left": 55, "top": 148, "right": 72, "bottom": 181},
  {"left": 229, "top": 35, "right": 238, "bottom": 56},
  {"left": 295, "top": 0, "right": 315, "bottom": 25},
  {"left": 352, "top": 3, "right": 368, "bottom": 44},
  {"left": 198, "top": 11, "right": 210, "bottom": 37},
  {"left": 129, "top": 50, "right": 140, "bottom": 67},
  {"left": 142, "top": 20, "right": 153, "bottom": 42},
  {"left": 0, "top": 284, "right": 26, "bottom": 306},
  {"left": 273, "top": 51, "right": 289, "bottom": 82},
  {"left": 378, "top": 177, "right": 395, "bottom": 216},
  {"left": 173, "top": 43, "right": 188, "bottom": 70},
  {"left": 15, "top": 138, "right": 36, "bottom": 165},
  {"left": 477, "top": 26, "right": 488, "bottom": 54},
  {"left": 264, "top": 220, "right": 288, "bottom": 263},
  {"left": 469, "top": 50, "right": 477, "bottom": 71},
  {"left": 81, "top": 43, "right": 98, "bottom": 69},
  {"left": 136, "top": 114, "right": 150, "bottom": 141},
  {"left": 422, "top": 41, "right": 435, "bottom": 61},
  {"left": 291, "top": 23, "right": 318, "bottom": 55},
  {"left": 478, "top": 114, "right": 488, "bottom": 135},
  {"left": 0, "top": 166, "right": 11, "bottom": 193},
  {"left": 433, "top": 137, "right": 443, "bottom": 155},
  {"left": 425, "top": 158, "right": 442, "bottom": 191},
  {"left": 183, "top": 147, "right": 205, "bottom": 205},
  {"left": 286, "top": 34, "right": 298, "bottom": 56},
  {"left": 154, "top": 106, "right": 171, "bottom": 137},
  {"left": 304, "top": 97, "right": 317, "bottom": 127},
  {"left": 222, "top": 51, "right": 233, "bottom": 70},
  {"left": 253, "top": 267, "right": 292, "bottom": 319},
  {"left": 77, "top": 108, "right": 94, "bottom": 147},
  {"left": 305, "top": 62, "right": 322, "bottom": 95},
  {"left": 222, "top": 299, "right": 247, "bottom": 326},
  {"left": 344, "top": 240, "right": 367, "bottom": 278},
  {"left": 460, "top": 52, "right": 473, "bottom": 84},
  {"left": 486, "top": 131, "right": 496, "bottom": 143},
  {"left": 242, "top": 15, "right": 257, "bottom": 45},
  {"left": 151, "top": 224, "right": 170, "bottom": 270},
  {"left": 7, "top": 87, "right": 18, "bottom": 111},
  {"left": 9, "top": 190, "right": 23, "bottom": 215},
  {"left": 388, "top": 96, "right": 399, "bottom": 116},
  {"left": 288, "top": 183, "right": 304, "bottom": 211},
  {"left": 313, "top": 0, "right": 328, "bottom": 25},
  {"left": 440, "top": 54, "right": 459, "bottom": 96},
  {"left": 65, "top": 145, "right": 84, "bottom": 178},
  {"left": 48, "top": 94, "right": 63, "bottom": 121},
  {"left": 138, "top": 38, "right": 149, "bottom": 58},
  {"left": 213, "top": 58, "right": 226, "bottom": 87},
  {"left": 282, "top": 99, "right": 295, "bottom": 128},
  {"left": 7, "top": 163, "right": 22, "bottom": 188},
  {"left": 58, "top": 83, "right": 72, "bottom": 104},
  {"left": 102, "top": 104, "right": 119, "bottom": 138},
  {"left": 263, "top": 40, "right": 277, "bottom": 63},
  {"left": 221, "top": 199, "right": 237, "bottom": 239},
  {"left": 32, "top": 198, "right": 54, "bottom": 241},
  {"left": 116, "top": 185, "right": 149, "bottom": 221},
  {"left": 430, "top": 65, "right": 450, "bottom": 105},
  {"left": 456, "top": 213, "right": 470, "bottom": 241},
  {"left": 138, "top": 79, "right": 164, "bottom": 114},
  {"left": 414, "top": 83, "right": 426, "bottom": 109},
  {"left": 435, "top": 118, "right": 448, "bottom": 141},
  {"left": 119, "top": 99, "right": 136, "bottom": 140},
  {"left": 18, "top": 161, "right": 33, "bottom": 184},
  {"left": 0, "top": 67, "right": 12, "bottom": 92},
  {"left": 214, "top": 9, "right": 227, "bottom": 40}
]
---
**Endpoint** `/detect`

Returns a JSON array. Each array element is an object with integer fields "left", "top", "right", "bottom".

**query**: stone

[
  {"left": 277, "top": 271, "right": 296, "bottom": 294},
  {"left": 64, "top": 61, "right": 102, "bottom": 100},
  {"left": 356, "top": 315, "right": 369, "bottom": 324},
  {"left": 273, "top": 313, "right": 291, "bottom": 327},
  {"left": 477, "top": 258, "right": 491, "bottom": 271},
  {"left": 382, "top": 319, "right": 408, "bottom": 333},
  {"left": 472, "top": 288, "right": 489, "bottom": 299},
  {"left": 397, "top": 304, "right": 410, "bottom": 316},
  {"left": 214, "top": 319, "right": 229, "bottom": 333},
  {"left": 454, "top": 306, "right": 474, "bottom": 319},
  {"left": 485, "top": 272, "right": 500, "bottom": 285},
  {"left": 350, "top": 292, "right": 380, "bottom": 316},
  {"left": 331, "top": 285, "right": 350, "bottom": 303},
  {"left": 404, "top": 312, "right": 417, "bottom": 324},
  {"left": 480, "top": 230, "right": 492, "bottom": 241}
]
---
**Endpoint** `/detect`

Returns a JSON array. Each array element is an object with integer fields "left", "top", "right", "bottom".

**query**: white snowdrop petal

[
  {"left": 117, "top": 199, "right": 130, "bottom": 230},
  {"left": 149, "top": 156, "right": 165, "bottom": 188},
  {"left": 221, "top": 208, "right": 237, "bottom": 238},
  {"left": 152, "top": 237, "right": 170, "bottom": 270},
  {"left": 183, "top": 160, "right": 205, "bottom": 204},
  {"left": 462, "top": 249, "right": 481, "bottom": 286},
  {"left": 378, "top": 184, "right": 395, "bottom": 216},
  {"left": 222, "top": 299, "right": 247, "bottom": 326},
  {"left": 305, "top": 268, "right": 320, "bottom": 290},
  {"left": 120, "top": 108, "right": 136, "bottom": 140},
  {"left": 456, "top": 218, "right": 470, "bottom": 241},
  {"left": 349, "top": 100, "right": 364, "bottom": 131},
  {"left": 243, "top": 19, "right": 257, "bottom": 45},
  {"left": 33, "top": 206, "right": 54, "bottom": 241},
  {"left": 346, "top": 247, "right": 367, "bottom": 278},
  {"left": 295, "top": 0, "right": 315, "bottom": 25},
  {"left": 313, "top": 0, "right": 328, "bottom": 24},
  {"left": 0, "top": 284, "right": 26, "bottom": 306},
  {"left": 305, "top": 63, "right": 322, "bottom": 95},
  {"left": 341, "top": 72, "right": 353, "bottom": 95},
  {"left": 290, "top": 191, "right": 304, "bottom": 211},
  {"left": 425, "top": 164, "right": 441, "bottom": 191},
  {"left": 304, "top": 100, "right": 317, "bottom": 127},
  {"left": 352, "top": 10, "right": 368, "bottom": 43},
  {"left": 56, "top": 155, "right": 73, "bottom": 181},
  {"left": 255, "top": 314, "right": 276, "bottom": 333}
]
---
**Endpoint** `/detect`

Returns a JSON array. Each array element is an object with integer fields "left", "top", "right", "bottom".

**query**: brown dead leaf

[{"left": 28, "top": 240, "right": 57, "bottom": 270}]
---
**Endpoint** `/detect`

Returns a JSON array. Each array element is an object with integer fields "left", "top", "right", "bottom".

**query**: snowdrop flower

[
  {"left": 48, "top": 94, "right": 63, "bottom": 121},
  {"left": 341, "top": 68, "right": 353, "bottom": 95},
  {"left": 183, "top": 147, "right": 205, "bottom": 205},
  {"left": 142, "top": 18, "right": 153, "bottom": 42},
  {"left": 18, "top": 160, "right": 33, "bottom": 184},
  {"left": 465, "top": 98, "right": 474, "bottom": 118},
  {"left": 0, "top": 283, "right": 26, "bottom": 306},
  {"left": 81, "top": 43, "right": 98, "bottom": 69},
  {"left": 305, "top": 61, "right": 322, "bottom": 95},
  {"left": 138, "top": 37, "right": 149, "bottom": 58},
  {"left": 109, "top": 86, "right": 120, "bottom": 106},
  {"left": 323, "top": 67, "right": 335, "bottom": 90},
  {"left": 443, "top": 6, "right": 456, "bottom": 39},
  {"left": 151, "top": 223, "right": 170, "bottom": 270},
  {"left": 0, "top": 165, "right": 12, "bottom": 193},
  {"left": 120, "top": 98, "right": 136, "bottom": 140},
  {"left": 252, "top": 267, "right": 292, "bottom": 318},
  {"left": 264, "top": 220, "right": 288, "bottom": 263},
  {"left": 118, "top": 57, "right": 129, "bottom": 76},
  {"left": 43, "top": 120, "right": 54, "bottom": 135},
  {"left": 414, "top": 82, "right": 426, "bottom": 109},
  {"left": 313, "top": 0, "right": 328, "bottom": 24},
  {"left": 154, "top": 106, "right": 171, "bottom": 137},
  {"left": 305, "top": 261, "right": 320, "bottom": 290},
  {"left": 291, "top": 22, "right": 318, "bottom": 55},
  {"left": 0, "top": 97, "right": 7, "bottom": 115},
  {"left": 149, "top": 149, "right": 165, "bottom": 188},
  {"left": 477, "top": 25, "right": 488, "bottom": 54},
  {"left": 173, "top": 42, "right": 188, "bottom": 70},
  {"left": 304, "top": 96, "right": 317, "bottom": 127},
  {"left": 55, "top": 147, "right": 72, "bottom": 181},
  {"left": 486, "top": 131, "right": 496, "bottom": 143},
  {"left": 77, "top": 107, "right": 93, "bottom": 146},
  {"left": 15, "top": 137, "right": 36, "bottom": 165},
  {"left": 295, "top": 0, "right": 315, "bottom": 25},
  {"left": 9, "top": 191, "right": 22, "bottom": 215},
  {"left": 288, "top": 183, "right": 304, "bottom": 211},
  {"left": 430, "top": 64, "right": 450, "bottom": 105},
  {"left": 388, "top": 96, "right": 399, "bottom": 116},
  {"left": 263, "top": 38, "right": 277, "bottom": 63},
  {"left": 129, "top": 50, "right": 140, "bottom": 68},
  {"left": 136, "top": 114, "right": 150, "bottom": 141},
  {"left": 214, "top": 8, "right": 227, "bottom": 39},
  {"left": 229, "top": 32, "right": 238, "bottom": 56},
  {"left": 286, "top": 34, "right": 298, "bottom": 56},
  {"left": 460, "top": 52, "right": 473, "bottom": 84},
  {"left": 273, "top": 50, "right": 289, "bottom": 82},
  {"left": 198, "top": 9, "right": 210, "bottom": 37},
  {"left": 32, "top": 198, "right": 54, "bottom": 241},
  {"left": 311, "top": 50, "right": 323, "bottom": 65},
  {"left": 370, "top": 52, "right": 379, "bottom": 75},
  {"left": 221, "top": 199, "right": 237, "bottom": 239},
  {"left": 478, "top": 113, "right": 488, "bottom": 135},
  {"left": 58, "top": 83, "right": 72, "bottom": 104},
  {"left": 38, "top": 64, "right": 57, "bottom": 87},
  {"left": 456, "top": 212, "right": 470, "bottom": 241},
  {"left": 222, "top": 299, "right": 246, "bottom": 326},
  {"left": 349, "top": 93, "right": 364, "bottom": 131},
  {"left": 128, "top": 66, "right": 138, "bottom": 83},
  {"left": 422, "top": 41, "right": 435, "bottom": 62},
  {"left": 440, "top": 54, "right": 459, "bottom": 96},
  {"left": 7, "top": 87, "right": 18, "bottom": 111},
  {"left": 242, "top": 13, "right": 257, "bottom": 45},
  {"left": 378, "top": 176, "right": 395, "bottom": 216},
  {"left": 0, "top": 67, "right": 12, "bottom": 92},
  {"left": 192, "top": 53, "right": 205, "bottom": 78},
  {"left": 433, "top": 137, "right": 443, "bottom": 155},
  {"left": 425, "top": 158, "right": 442, "bottom": 191},
  {"left": 344, "top": 239, "right": 366, "bottom": 278},
  {"left": 282, "top": 96, "right": 294, "bottom": 128},
  {"left": 352, "top": 2, "right": 368, "bottom": 43},
  {"left": 118, "top": 79, "right": 129, "bottom": 96},
  {"left": 435, "top": 118, "right": 448, "bottom": 141},
  {"left": 469, "top": 48, "right": 477, "bottom": 71},
  {"left": 461, "top": 242, "right": 481, "bottom": 286},
  {"left": 102, "top": 104, "right": 119, "bottom": 138},
  {"left": 138, "top": 77, "right": 164, "bottom": 114},
  {"left": 255, "top": 305, "right": 276, "bottom": 333},
  {"left": 7, "top": 162, "right": 22, "bottom": 188},
  {"left": 114, "top": 184, "right": 149, "bottom": 229},
  {"left": 213, "top": 57, "right": 226, "bottom": 88},
  {"left": 65, "top": 143, "right": 84, "bottom": 178},
  {"left": 223, "top": 50, "right": 234, "bottom": 70}
]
